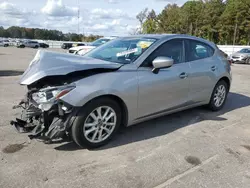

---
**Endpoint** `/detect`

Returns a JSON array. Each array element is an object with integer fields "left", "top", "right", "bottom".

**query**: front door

[{"left": 137, "top": 39, "right": 190, "bottom": 119}]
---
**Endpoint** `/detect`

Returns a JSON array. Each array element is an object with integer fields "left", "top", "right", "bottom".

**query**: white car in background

[
  {"left": 68, "top": 37, "right": 117, "bottom": 55},
  {"left": 0, "top": 39, "right": 10, "bottom": 47}
]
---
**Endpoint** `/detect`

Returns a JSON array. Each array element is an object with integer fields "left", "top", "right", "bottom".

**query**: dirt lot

[{"left": 1, "top": 47, "right": 250, "bottom": 188}]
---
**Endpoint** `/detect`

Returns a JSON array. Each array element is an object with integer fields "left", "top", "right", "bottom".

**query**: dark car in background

[
  {"left": 39, "top": 42, "right": 49, "bottom": 48},
  {"left": 74, "top": 43, "right": 86, "bottom": 47},
  {"left": 61, "top": 43, "right": 73, "bottom": 49}
]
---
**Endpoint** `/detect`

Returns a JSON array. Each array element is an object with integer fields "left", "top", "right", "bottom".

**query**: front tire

[
  {"left": 208, "top": 80, "right": 228, "bottom": 111},
  {"left": 71, "top": 98, "right": 122, "bottom": 149}
]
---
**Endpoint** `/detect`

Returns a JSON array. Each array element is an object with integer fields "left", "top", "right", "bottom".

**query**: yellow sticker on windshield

[{"left": 137, "top": 41, "right": 153, "bottom": 49}]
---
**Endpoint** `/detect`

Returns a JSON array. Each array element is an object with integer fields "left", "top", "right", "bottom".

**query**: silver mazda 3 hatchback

[{"left": 11, "top": 34, "right": 232, "bottom": 148}]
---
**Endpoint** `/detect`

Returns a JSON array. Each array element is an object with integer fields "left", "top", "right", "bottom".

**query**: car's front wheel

[
  {"left": 208, "top": 80, "right": 229, "bottom": 111},
  {"left": 71, "top": 97, "right": 122, "bottom": 148}
]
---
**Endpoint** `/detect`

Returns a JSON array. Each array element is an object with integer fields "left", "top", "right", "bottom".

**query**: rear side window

[{"left": 186, "top": 40, "right": 214, "bottom": 62}]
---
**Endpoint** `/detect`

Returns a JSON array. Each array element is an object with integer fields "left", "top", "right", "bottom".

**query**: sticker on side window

[{"left": 116, "top": 48, "right": 138, "bottom": 57}]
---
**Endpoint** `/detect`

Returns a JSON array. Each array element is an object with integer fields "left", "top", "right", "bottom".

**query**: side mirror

[{"left": 152, "top": 56, "right": 173, "bottom": 74}]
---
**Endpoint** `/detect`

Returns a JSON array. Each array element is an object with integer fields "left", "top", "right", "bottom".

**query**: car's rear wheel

[
  {"left": 208, "top": 80, "right": 228, "bottom": 111},
  {"left": 245, "top": 58, "right": 250, "bottom": 64},
  {"left": 71, "top": 97, "right": 121, "bottom": 148}
]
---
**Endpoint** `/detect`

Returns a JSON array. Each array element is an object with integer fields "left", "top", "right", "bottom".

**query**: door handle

[
  {"left": 211, "top": 66, "right": 217, "bottom": 71},
  {"left": 179, "top": 72, "right": 188, "bottom": 79}
]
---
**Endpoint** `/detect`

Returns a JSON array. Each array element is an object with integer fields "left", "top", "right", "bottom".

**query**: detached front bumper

[{"left": 10, "top": 96, "right": 79, "bottom": 143}]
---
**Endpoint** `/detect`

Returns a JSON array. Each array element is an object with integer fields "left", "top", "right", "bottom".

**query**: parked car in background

[
  {"left": 17, "top": 40, "right": 40, "bottom": 48},
  {"left": 61, "top": 43, "right": 73, "bottom": 49},
  {"left": 39, "top": 42, "right": 49, "bottom": 48},
  {"left": 230, "top": 48, "right": 250, "bottom": 64},
  {"left": 69, "top": 37, "right": 117, "bottom": 55},
  {"left": 11, "top": 34, "right": 232, "bottom": 148},
  {"left": 0, "top": 40, "right": 10, "bottom": 47}
]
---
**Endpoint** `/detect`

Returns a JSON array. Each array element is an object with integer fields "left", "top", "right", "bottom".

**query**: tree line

[
  {"left": 0, "top": 26, "right": 102, "bottom": 42},
  {"left": 137, "top": 0, "right": 250, "bottom": 45}
]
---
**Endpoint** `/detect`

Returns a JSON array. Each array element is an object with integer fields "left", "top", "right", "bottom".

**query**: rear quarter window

[{"left": 186, "top": 40, "right": 214, "bottom": 62}]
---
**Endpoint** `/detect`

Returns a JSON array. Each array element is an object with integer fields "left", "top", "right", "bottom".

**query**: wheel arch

[
  {"left": 218, "top": 76, "right": 231, "bottom": 90},
  {"left": 80, "top": 94, "right": 129, "bottom": 128}
]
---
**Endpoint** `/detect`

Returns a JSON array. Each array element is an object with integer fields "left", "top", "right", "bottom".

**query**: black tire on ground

[
  {"left": 34, "top": 45, "right": 39, "bottom": 48},
  {"left": 208, "top": 80, "right": 229, "bottom": 111},
  {"left": 4, "top": 44, "right": 8, "bottom": 47},
  {"left": 71, "top": 97, "right": 122, "bottom": 149},
  {"left": 245, "top": 58, "right": 250, "bottom": 64},
  {"left": 20, "top": 45, "right": 25, "bottom": 48}
]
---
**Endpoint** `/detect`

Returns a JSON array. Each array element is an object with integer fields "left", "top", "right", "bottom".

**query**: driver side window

[{"left": 142, "top": 39, "right": 184, "bottom": 67}]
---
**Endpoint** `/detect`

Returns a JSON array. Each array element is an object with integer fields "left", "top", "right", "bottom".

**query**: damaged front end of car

[
  {"left": 10, "top": 50, "right": 122, "bottom": 143},
  {"left": 11, "top": 84, "right": 78, "bottom": 142}
]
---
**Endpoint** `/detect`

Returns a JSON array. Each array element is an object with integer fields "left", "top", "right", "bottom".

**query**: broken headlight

[{"left": 32, "top": 84, "right": 75, "bottom": 105}]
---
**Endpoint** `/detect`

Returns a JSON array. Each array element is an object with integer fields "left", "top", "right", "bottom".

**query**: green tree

[
  {"left": 157, "top": 4, "right": 183, "bottom": 34},
  {"left": 143, "top": 9, "right": 157, "bottom": 33},
  {"left": 220, "top": 0, "right": 250, "bottom": 45},
  {"left": 180, "top": 0, "right": 204, "bottom": 35},
  {"left": 136, "top": 8, "right": 148, "bottom": 34},
  {"left": 198, "top": 0, "right": 225, "bottom": 43}
]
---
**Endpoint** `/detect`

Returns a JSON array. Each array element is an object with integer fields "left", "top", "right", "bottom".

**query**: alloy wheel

[
  {"left": 213, "top": 85, "right": 226, "bottom": 107},
  {"left": 83, "top": 106, "right": 117, "bottom": 143}
]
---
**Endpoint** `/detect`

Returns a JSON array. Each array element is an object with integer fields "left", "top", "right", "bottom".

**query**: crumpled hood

[{"left": 20, "top": 50, "right": 122, "bottom": 85}]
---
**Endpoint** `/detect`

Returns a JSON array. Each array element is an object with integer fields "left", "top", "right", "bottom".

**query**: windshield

[
  {"left": 91, "top": 38, "right": 111, "bottom": 47},
  {"left": 85, "top": 38, "right": 157, "bottom": 64},
  {"left": 238, "top": 49, "right": 250, "bottom": 53}
]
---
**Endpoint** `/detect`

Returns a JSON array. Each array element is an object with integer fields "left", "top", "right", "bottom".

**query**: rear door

[{"left": 185, "top": 39, "right": 217, "bottom": 103}]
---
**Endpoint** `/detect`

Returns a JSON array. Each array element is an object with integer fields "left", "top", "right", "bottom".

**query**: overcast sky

[{"left": 0, "top": 0, "right": 187, "bottom": 36}]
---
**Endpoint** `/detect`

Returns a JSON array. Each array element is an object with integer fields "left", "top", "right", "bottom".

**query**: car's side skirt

[{"left": 128, "top": 101, "right": 206, "bottom": 126}]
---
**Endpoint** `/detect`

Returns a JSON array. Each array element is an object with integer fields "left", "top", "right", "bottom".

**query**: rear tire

[
  {"left": 71, "top": 97, "right": 122, "bottom": 149},
  {"left": 245, "top": 58, "right": 250, "bottom": 64},
  {"left": 208, "top": 80, "right": 229, "bottom": 111}
]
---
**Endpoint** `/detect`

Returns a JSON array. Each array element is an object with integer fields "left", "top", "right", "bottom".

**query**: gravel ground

[{"left": 1, "top": 47, "right": 250, "bottom": 188}]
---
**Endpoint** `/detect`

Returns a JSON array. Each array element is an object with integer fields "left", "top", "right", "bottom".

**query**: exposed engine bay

[
  {"left": 10, "top": 50, "right": 122, "bottom": 143},
  {"left": 11, "top": 74, "right": 82, "bottom": 142}
]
